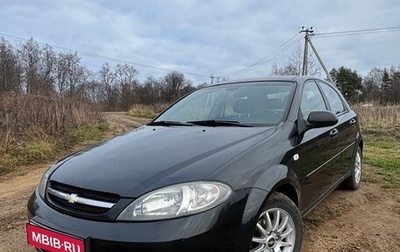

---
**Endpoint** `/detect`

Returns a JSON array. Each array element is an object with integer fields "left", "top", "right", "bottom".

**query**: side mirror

[
  {"left": 296, "top": 110, "right": 338, "bottom": 141},
  {"left": 307, "top": 111, "right": 338, "bottom": 128}
]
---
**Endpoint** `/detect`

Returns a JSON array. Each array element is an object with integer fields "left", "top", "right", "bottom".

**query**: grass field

[
  {"left": 0, "top": 94, "right": 107, "bottom": 175},
  {"left": 0, "top": 122, "right": 108, "bottom": 175},
  {"left": 354, "top": 104, "right": 400, "bottom": 189}
]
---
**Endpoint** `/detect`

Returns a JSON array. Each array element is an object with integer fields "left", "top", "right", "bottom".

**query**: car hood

[{"left": 50, "top": 125, "right": 275, "bottom": 197}]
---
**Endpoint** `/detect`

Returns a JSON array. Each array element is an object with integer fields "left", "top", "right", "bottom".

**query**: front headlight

[
  {"left": 37, "top": 163, "right": 57, "bottom": 200},
  {"left": 117, "top": 181, "right": 232, "bottom": 221}
]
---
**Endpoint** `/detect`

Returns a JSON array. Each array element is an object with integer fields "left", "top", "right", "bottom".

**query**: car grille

[{"left": 47, "top": 181, "right": 120, "bottom": 216}]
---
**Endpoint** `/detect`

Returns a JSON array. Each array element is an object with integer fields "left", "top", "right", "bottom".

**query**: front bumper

[{"left": 27, "top": 187, "right": 267, "bottom": 252}]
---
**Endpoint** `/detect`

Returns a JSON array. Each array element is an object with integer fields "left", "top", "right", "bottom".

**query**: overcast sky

[{"left": 1, "top": 0, "right": 399, "bottom": 84}]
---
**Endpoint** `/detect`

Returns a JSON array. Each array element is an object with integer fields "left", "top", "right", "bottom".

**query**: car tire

[
  {"left": 250, "top": 192, "right": 302, "bottom": 252},
  {"left": 342, "top": 146, "right": 362, "bottom": 190}
]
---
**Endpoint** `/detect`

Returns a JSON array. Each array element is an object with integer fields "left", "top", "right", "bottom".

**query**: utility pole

[
  {"left": 300, "top": 27, "right": 314, "bottom": 76},
  {"left": 300, "top": 26, "right": 336, "bottom": 86},
  {"left": 308, "top": 39, "right": 336, "bottom": 86},
  {"left": 210, "top": 74, "right": 222, "bottom": 84}
]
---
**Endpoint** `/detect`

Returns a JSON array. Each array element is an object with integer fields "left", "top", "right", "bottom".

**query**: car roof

[{"left": 209, "top": 76, "right": 325, "bottom": 87}]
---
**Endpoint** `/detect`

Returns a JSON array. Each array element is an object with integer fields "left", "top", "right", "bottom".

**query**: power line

[
  {"left": 225, "top": 33, "right": 303, "bottom": 78},
  {"left": 0, "top": 32, "right": 210, "bottom": 78},
  {"left": 226, "top": 25, "right": 400, "bottom": 78},
  {"left": 225, "top": 33, "right": 300, "bottom": 77},
  {"left": 314, "top": 25, "right": 400, "bottom": 37}
]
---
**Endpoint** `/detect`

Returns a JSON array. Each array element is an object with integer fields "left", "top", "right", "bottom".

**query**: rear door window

[{"left": 319, "top": 83, "right": 346, "bottom": 115}]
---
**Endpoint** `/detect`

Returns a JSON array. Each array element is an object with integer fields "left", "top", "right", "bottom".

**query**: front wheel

[
  {"left": 342, "top": 146, "right": 362, "bottom": 190},
  {"left": 250, "top": 192, "right": 302, "bottom": 252}
]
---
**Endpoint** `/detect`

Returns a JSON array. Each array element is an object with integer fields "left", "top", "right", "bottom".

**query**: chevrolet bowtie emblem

[{"left": 66, "top": 193, "right": 79, "bottom": 204}]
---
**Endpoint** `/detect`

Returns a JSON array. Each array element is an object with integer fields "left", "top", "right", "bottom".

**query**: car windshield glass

[{"left": 154, "top": 82, "right": 295, "bottom": 127}]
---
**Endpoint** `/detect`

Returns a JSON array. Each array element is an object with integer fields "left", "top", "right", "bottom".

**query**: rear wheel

[
  {"left": 342, "top": 146, "right": 362, "bottom": 190},
  {"left": 250, "top": 192, "right": 302, "bottom": 252}
]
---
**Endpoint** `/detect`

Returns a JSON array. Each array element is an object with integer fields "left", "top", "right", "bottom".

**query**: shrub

[{"left": 0, "top": 93, "right": 104, "bottom": 173}]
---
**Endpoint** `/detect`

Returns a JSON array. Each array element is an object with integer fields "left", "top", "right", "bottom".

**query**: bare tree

[
  {"left": 115, "top": 64, "right": 139, "bottom": 110},
  {"left": 66, "top": 56, "right": 87, "bottom": 97},
  {"left": 19, "top": 38, "right": 42, "bottom": 93},
  {"left": 362, "top": 68, "right": 383, "bottom": 102},
  {"left": 0, "top": 38, "right": 22, "bottom": 94},
  {"left": 140, "top": 77, "right": 161, "bottom": 104},
  {"left": 388, "top": 66, "right": 400, "bottom": 103},
  {"left": 271, "top": 44, "right": 321, "bottom": 76},
  {"left": 270, "top": 63, "right": 299, "bottom": 76},
  {"left": 19, "top": 39, "right": 58, "bottom": 94},
  {"left": 55, "top": 52, "right": 73, "bottom": 94},
  {"left": 40, "top": 45, "right": 56, "bottom": 93},
  {"left": 98, "top": 63, "right": 119, "bottom": 110},
  {"left": 163, "top": 71, "right": 190, "bottom": 101}
]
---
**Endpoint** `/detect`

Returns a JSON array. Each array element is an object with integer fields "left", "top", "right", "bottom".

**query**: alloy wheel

[
  {"left": 250, "top": 207, "right": 296, "bottom": 252},
  {"left": 354, "top": 151, "right": 362, "bottom": 184}
]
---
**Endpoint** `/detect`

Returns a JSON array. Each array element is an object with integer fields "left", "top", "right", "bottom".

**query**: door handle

[
  {"left": 349, "top": 118, "right": 357, "bottom": 125},
  {"left": 329, "top": 128, "right": 339, "bottom": 137}
]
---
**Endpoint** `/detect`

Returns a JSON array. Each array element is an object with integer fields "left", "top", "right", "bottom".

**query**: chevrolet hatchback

[{"left": 27, "top": 76, "right": 363, "bottom": 252}]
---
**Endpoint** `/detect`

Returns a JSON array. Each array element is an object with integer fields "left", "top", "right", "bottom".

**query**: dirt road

[
  {"left": 103, "top": 112, "right": 149, "bottom": 134},
  {"left": 1, "top": 112, "right": 399, "bottom": 252}
]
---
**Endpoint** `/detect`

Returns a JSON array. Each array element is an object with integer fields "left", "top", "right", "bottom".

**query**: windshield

[{"left": 154, "top": 82, "right": 295, "bottom": 127}]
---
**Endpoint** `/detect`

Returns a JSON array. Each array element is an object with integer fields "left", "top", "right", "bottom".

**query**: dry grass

[
  {"left": 128, "top": 103, "right": 170, "bottom": 118},
  {"left": 0, "top": 94, "right": 101, "bottom": 142},
  {"left": 353, "top": 104, "right": 400, "bottom": 139},
  {"left": 353, "top": 104, "right": 400, "bottom": 130},
  {"left": 0, "top": 94, "right": 105, "bottom": 174}
]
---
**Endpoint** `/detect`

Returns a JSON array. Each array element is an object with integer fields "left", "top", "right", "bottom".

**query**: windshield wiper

[
  {"left": 147, "top": 120, "right": 193, "bottom": 126},
  {"left": 187, "top": 120, "right": 253, "bottom": 127}
]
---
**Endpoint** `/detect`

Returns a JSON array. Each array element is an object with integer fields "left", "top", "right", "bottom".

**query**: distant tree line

[
  {"left": 271, "top": 48, "right": 400, "bottom": 104},
  {"left": 0, "top": 38, "right": 195, "bottom": 111},
  {"left": 2, "top": 37, "right": 399, "bottom": 107}
]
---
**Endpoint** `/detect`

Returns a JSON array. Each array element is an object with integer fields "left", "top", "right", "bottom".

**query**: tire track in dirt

[{"left": 103, "top": 112, "right": 149, "bottom": 134}]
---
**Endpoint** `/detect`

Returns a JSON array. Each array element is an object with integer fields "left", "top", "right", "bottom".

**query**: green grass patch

[
  {"left": 0, "top": 159, "right": 13, "bottom": 174},
  {"left": 23, "top": 139, "right": 57, "bottom": 162},
  {"left": 0, "top": 138, "right": 58, "bottom": 172},
  {"left": 69, "top": 122, "right": 109, "bottom": 143},
  {"left": 364, "top": 136, "right": 400, "bottom": 188}
]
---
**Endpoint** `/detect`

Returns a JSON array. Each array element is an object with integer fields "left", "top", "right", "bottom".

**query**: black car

[{"left": 27, "top": 76, "right": 363, "bottom": 252}]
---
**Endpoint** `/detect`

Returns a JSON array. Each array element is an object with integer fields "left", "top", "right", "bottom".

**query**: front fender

[
  {"left": 253, "top": 164, "right": 301, "bottom": 206},
  {"left": 235, "top": 165, "right": 301, "bottom": 251}
]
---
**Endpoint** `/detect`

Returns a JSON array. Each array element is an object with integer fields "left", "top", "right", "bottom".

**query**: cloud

[{"left": 1, "top": 0, "right": 399, "bottom": 83}]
